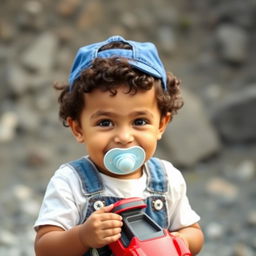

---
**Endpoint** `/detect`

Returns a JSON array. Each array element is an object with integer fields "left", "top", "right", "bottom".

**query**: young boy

[{"left": 34, "top": 35, "right": 204, "bottom": 256}]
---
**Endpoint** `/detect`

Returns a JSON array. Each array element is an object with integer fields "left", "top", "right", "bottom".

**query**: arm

[
  {"left": 171, "top": 223, "right": 204, "bottom": 255},
  {"left": 35, "top": 204, "right": 123, "bottom": 256}
]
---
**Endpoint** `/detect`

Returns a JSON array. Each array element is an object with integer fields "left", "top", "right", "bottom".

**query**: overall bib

[{"left": 68, "top": 156, "right": 169, "bottom": 256}]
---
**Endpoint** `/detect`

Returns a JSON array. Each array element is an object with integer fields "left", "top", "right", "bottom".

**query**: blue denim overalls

[{"left": 68, "top": 156, "right": 169, "bottom": 256}]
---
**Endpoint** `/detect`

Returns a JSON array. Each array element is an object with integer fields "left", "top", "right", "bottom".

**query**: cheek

[
  {"left": 85, "top": 131, "right": 107, "bottom": 143},
  {"left": 85, "top": 133, "right": 110, "bottom": 154},
  {"left": 86, "top": 146, "right": 104, "bottom": 166},
  {"left": 139, "top": 134, "right": 158, "bottom": 157}
]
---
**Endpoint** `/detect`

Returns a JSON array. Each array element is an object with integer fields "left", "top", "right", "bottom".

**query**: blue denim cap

[{"left": 68, "top": 35, "right": 167, "bottom": 91}]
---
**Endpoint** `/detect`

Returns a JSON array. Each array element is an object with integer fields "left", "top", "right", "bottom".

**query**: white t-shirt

[{"left": 34, "top": 158, "right": 200, "bottom": 232}]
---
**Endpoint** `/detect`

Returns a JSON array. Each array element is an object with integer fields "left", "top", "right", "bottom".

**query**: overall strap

[
  {"left": 68, "top": 156, "right": 104, "bottom": 195},
  {"left": 145, "top": 158, "right": 168, "bottom": 193}
]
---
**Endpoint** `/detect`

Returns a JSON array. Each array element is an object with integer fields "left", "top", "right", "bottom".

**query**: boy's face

[{"left": 69, "top": 85, "right": 170, "bottom": 179}]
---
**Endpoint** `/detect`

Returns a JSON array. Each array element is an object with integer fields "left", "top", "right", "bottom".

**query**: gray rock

[
  {"left": 252, "top": 237, "right": 256, "bottom": 250},
  {"left": 247, "top": 210, "right": 256, "bottom": 226},
  {"left": 13, "top": 184, "right": 33, "bottom": 201},
  {"left": 17, "top": 1, "right": 45, "bottom": 31},
  {"left": 201, "top": 243, "right": 232, "bottom": 256},
  {"left": 25, "top": 145, "right": 52, "bottom": 168},
  {"left": 205, "top": 222, "right": 225, "bottom": 240},
  {"left": 56, "top": 26, "right": 74, "bottom": 44},
  {"left": 0, "top": 46, "right": 9, "bottom": 63},
  {"left": 0, "top": 20, "right": 15, "bottom": 42},
  {"left": 157, "top": 26, "right": 176, "bottom": 54},
  {"left": 212, "top": 1, "right": 256, "bottom": 28},
  {"left": 56, "top": 0, "right": 80, "bottom": 17},
  {"left": 206, "top": 177, "right": 239, "bottom": 203},
  {"left": 121, "top": 13, "right": 138, "bottom": 30},
  {"left": 55, "top": 47, "right": 73, "bottom": 71},
  {"left": 233, "top": 242, "right": 255, "bottom": 256},
  {"left": 0, "top": 230, "right": 17, "bottom": 246},
  {"left": 21, "top": 32, "right": 58, "bottom": 73},
  {"left": 16, "top": 103, "right": 41, "bottom": 133},
  {"left": 203, "top": 84, "right": 223, "bottom": 102},
  {"left": 155, "top": 6, "right": 178, "bottom": 25},
  {"left": 27, "top": 74, "right": 54, "bottom": 92},
  {"left": 216, "top": 24, "right": 248, "bottom": 64},
  {"left": 23, "top": 0, "right": 43, "bottom": 16},
  {"left": 223, "top": 160, "right": 255, "bottom": 182},
  {"left": 158, "top": 89, "right": 220, "bottom": 167},
  {"left": 6, "top": 60, "right": 52, "bottom": 96},
  {"left": 6, "top": 64, "right": 31, "bottom": 95},
  {"left": 0, "top": 112, "right": 18, "bottom": 142},
  {"left": 212, "top": 86, "right": 256, "bottom": 142},
  {"left": 34, "top": 92, "right": 53, "bottom": 112},
  {"left": 76, "top": 1, "right": 103, "bottom": 30},
  {"left": 20, "top": 198, "right": 40, "bottom": 217},
  {"left": 0, "top": 247, "right": 20, "bottom": 256},
  {"left": 136, "top": 9, "right": 155, "bottom": 29}
]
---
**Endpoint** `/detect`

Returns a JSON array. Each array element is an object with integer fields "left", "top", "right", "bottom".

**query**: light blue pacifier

[{"left": 103, "top": 146, "right": 146, "bottom": 175}]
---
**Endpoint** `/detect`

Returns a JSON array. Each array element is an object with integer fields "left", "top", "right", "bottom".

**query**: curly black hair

[{"left": 54, "top": 42, "right": 183, "bottom": 126}]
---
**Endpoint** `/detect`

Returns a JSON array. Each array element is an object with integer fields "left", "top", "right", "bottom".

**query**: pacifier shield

[{"left": 103, "top": 146, "right": 146, "bottom": 175}]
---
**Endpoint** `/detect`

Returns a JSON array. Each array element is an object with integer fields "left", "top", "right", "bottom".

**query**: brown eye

[
  {"left": 98, "top": 119, "right": 113, "bottom": 127},
  {"left": 134, "top": 118, "right": 148, "bottom": 126}
]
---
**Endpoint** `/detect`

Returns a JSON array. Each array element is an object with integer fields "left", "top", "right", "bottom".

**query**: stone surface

[
  {"left": 206, "top": 177, "right": 238, "bottom": 201},
  {"left": 0, "top": 112, "right": 18, "bottom": 142},
  {"left": 0, "top": 0, "right": 256, "bottom": 255},
  {"left": 21, "top": 32, "right": 58, "bottom": 73},
  {"left": 158, "top": 89, "right": 220, "bottom": 167},
  {"left": 216, "top": 24, "right": 248, "bottom": 64},
  {"left": 212, "top": 86, "right": 256, "bottom": 142}
]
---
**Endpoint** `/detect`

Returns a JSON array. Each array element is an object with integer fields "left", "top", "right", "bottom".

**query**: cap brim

[{"left": 128, "top": 60, "right": 162, "bottom": 79}]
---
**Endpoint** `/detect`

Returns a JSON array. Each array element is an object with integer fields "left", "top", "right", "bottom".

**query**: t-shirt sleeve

[
  {"left": 34, "top": 166, "right": 83, "bottom": 231},
  {"left": 162, "top": 160, "right": 200, "bottom": 231}
]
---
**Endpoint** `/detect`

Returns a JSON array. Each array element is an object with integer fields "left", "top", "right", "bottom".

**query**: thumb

[{"left": 96, "top": 203, "right": 114, "bottom": 213}]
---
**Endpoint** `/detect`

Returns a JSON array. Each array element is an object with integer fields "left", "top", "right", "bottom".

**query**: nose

[{"left": 114, "top": 126, "right": 134, "bottom": 145}]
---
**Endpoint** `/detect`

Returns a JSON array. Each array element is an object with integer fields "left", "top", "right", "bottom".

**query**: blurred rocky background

[{"left": 0, "top": 0, "right": 255, "bottom": 255}]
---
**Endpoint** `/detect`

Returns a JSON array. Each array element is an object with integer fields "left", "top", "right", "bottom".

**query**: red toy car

[{"left": 109, "top": 197, "right": 191, "bottom": 256}]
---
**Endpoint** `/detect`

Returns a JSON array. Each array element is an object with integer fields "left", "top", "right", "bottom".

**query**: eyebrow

[
  {"left": 90, "top": 110, "right": 154, "bottom": 119},
  {"left": 132, "top": 111, "right": 154, "bottom": 118},
  {"left": 90, "top": 111, "right": 116, "bottom": 120}
]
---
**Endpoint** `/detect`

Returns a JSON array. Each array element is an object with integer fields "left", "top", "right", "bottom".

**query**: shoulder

[
  {"left": 46, "top": 161, "right": 83, "bottom": 195},
  {"left": 41, "top": 161, "right": 86, "bottom": 211},
  {"left": 34, "top": 161, "right": 87, "bottom": 231},
  {"left": 52, "top": 162, "right": 79, "bottom": 182}
]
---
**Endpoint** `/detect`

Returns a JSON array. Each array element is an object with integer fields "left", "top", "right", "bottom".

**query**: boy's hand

[
  {"left": 78, "top": 204, "right": 123, "bottom": 248},
  {"left": 170, "top": 231, "right": 189, "bottom": 248}
]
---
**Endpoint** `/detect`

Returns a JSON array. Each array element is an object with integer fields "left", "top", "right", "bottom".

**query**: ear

[
  {"left": 157, "top": 113, "right": 171, "bottom": 140},
  {"left": 67, "top": 117, "right": 84, "bottom": 143}
]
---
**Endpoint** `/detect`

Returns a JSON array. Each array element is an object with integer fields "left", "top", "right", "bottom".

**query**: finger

[
  {"left": 96, "top": 204, "right": 114, "bottom": 213},
  {"left": 103, "top": 232, "right": 122, "bottom": 244},
  {"left": 170, "top": 232, "right": 180, "bottom": 237},
  {"left": 103, "top": 227, "right": 122, "bottom": 237},
  {"left": 100, "top": 219, "right": 123, "bottom": 230},
  {"left": 99, "top": 212, "right": 122, "bottom": 222},
  {"left": 170, "top": 232, "right": 189, "bottom": 247}
]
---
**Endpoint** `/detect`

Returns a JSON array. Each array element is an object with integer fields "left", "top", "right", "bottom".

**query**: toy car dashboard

[{"left": 109, "top": 197, "right": 191, "bottom": 256}]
